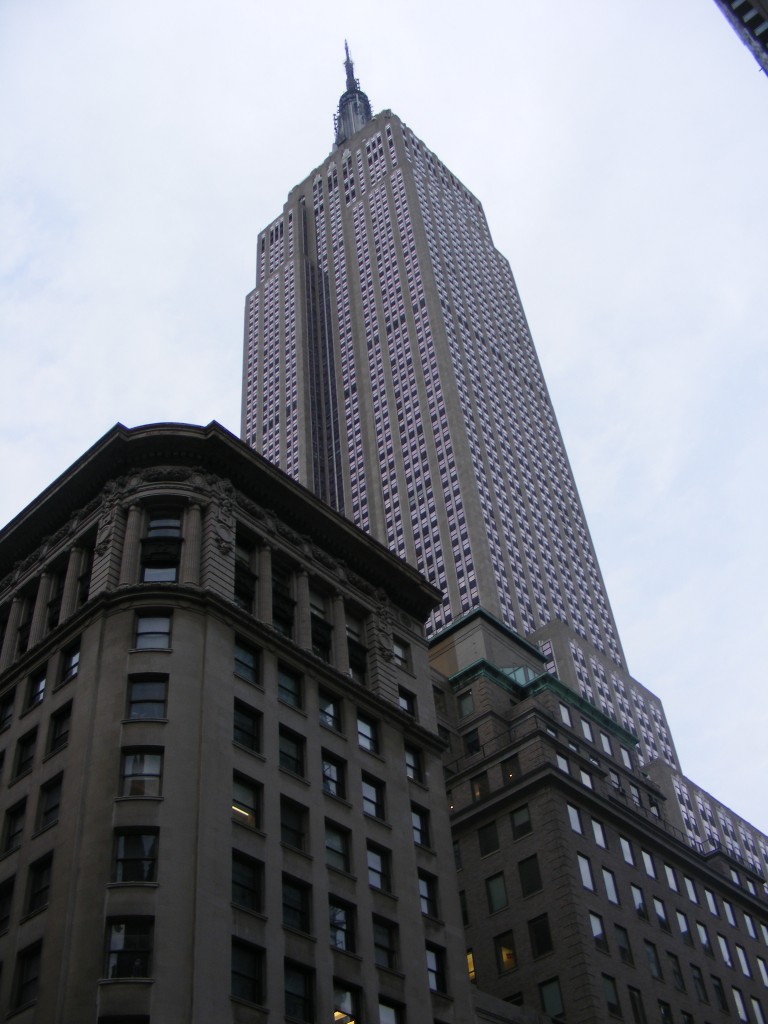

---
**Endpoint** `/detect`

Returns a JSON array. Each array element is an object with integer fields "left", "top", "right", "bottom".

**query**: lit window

[{"left": 232, "top": 774, "right": 261, "bottom": 829}]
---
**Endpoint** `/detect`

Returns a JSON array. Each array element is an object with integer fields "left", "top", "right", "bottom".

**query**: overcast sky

[{"left": 1, "top": 1, "right": 765, "bottom": 831}]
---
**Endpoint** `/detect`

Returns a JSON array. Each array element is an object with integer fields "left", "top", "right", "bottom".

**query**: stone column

[
  {"left": 179, "top": 503, "right": 202, "bottom": 585},
  {"left": 119, "top": 504, "right": 142, "bottom": 585},
  {"left": 28, "top": 573, "right": 52, "bottom": 648},
  {"left": 0, "top": 597, "right": 23, "bottom": 672},
  {"left": 295, "top": 571, "right": 312, "bottom": 651},
  {"left": 59, "top": 545, "right": 83, "bottom": 623},
  {"left": 332, "top": 593, "right": 349, "bottom": 676}
]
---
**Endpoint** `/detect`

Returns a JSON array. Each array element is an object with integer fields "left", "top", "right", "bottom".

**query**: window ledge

[
  {"left": 107, "top": 881, "right": 159, "bottom": 890},
  {"left": 98, "top": 977, "right": 154, "bottom": 986}
]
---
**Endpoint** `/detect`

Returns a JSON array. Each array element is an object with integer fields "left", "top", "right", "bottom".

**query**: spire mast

[{"left": 334, "top": 42, "right": 373, "bottom": 148}]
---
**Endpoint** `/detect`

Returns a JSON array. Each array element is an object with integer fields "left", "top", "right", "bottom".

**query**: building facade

[
  {"left": 241, "top": 54, "right": 768, "bottom": 1022},
  {"left": 0, "top": 421, "right": 505, "bottom": 1024}
]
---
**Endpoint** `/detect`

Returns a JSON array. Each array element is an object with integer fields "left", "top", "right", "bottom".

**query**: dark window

[
  {"left": 126, "top": 676, "right": 167, "bottom": 719},
  {"left": 233, "top": 699, "right": 261, "bottom": 752},
  {"left": 284, "top": 960, "right": 314, "bottom": 1022},
  {"left": 271, "top": 563, "right": 295, "bottom": 637},
  {"left": 511, "top": 804, "right": 532, "bottom": 839},
  {"left": 14, "top": 728, "right": 37, "bottom": 778},
  {"left": 539, "top": 977, "right": 564, "bottom": 1019},
  {"left": 325, "top": 821, "right": 351, "bottom": 872},
  {"left": 234, "top": 638, "right": 259, "bottom": 684},
  {"left": 233, "top": 774, "right": 261, "bottom": 829},
  {"left": 373, "top": 917, "right": 397, "bottom": 969},
  {"left": 26, "top": 853, "right": 53, "bottom": 914},
  {"left": 518, "top": 854, "right": 542, "bottom": 896},
  {"left": 37, "top": 776, "right": 62, "bottom": 830},
  {"left": 500, "top": 754, "right": 520, "bottom": 782},
  {"left": 319, "top": 689, "right": 342, "bottom": 730},
  {"left": 367, "top": 843, "right": 391, "bottom": 890},
  {"left": 120, "top": 749, "right": 162, "bottom": 797},
  {"left": 418, "top": 871, "right": 438, "bottom": 917},
  {"left": 495, "top": 930, "right": 517, "bottom": 971},
  {"left": 234, "top": 540, "right": 256, "bottom": 612},
  {"left": 280, "top": 797, "right": 307, "bottom": 850},
  {"left": 0, "top": 875, "right": 14, "bottom": 932},
  {"left": 135, "top": 614, "right": 170, "bottom": 650},
  {"left": 426, "top": 944, "right": 447, "bottom": 992},
  {"left": 231, "top": 939, "right": 264, "bottom": 1004},
  {"left": 141, "top": 511, "right": 181, "bottom": 582},
  {"left": 711, "top": 974, "right": 728, "bottom": 1011},
  {"left": 658, "top": 1001, "right": 673, "bottom": 1024},
  {"left": 471, "top": 772, "right": 489, "bottom": 800},
  {"left": 0, "top": 689, "right": 15, "bottom": 731},
  {"left": 282, "top": 875, "right": 311, "bottom": 932},
  {"left": 362, "top": 774, "right": 385, "bottom": 819},
  {"left": 60, "top": 644, "right": 80, "bottom": 684},
  {"left": 628, "top": 986, "right": 648, "bottom": 1024},
  {"left": 644, "top": 940, "right": 662, "bottom": 979},
  {"left": 104, "top": 918, "right": 153, "bottom": 978},
  {"left": 321, "top": 751, "right": 346, "bottom": 798},
  {"left": 12, "top": 941, "right": 42, "bottom": 1009},
  {"left": 26, "top": 670, "right": 46, "bottom": 710},
  {"left": 667, "top": 951, "right": 685, "bottom": 991},
  {"left": 329, "top": 897, "right": 356, "bottom": 951},
  {"left": 346, "top": 613, "right": 367, "bottom": 683},
  {"left": 278, "top": 726, "right": 305, "bottom": 776},
  {"left": 615, "top": 924, "right": 633, "bottom": 964},
  {"left": 47, "top": 701, "right": 72, "bottom": 753},
  {"left": 310, "top": 589, "right": 332, "bottom": 662},
  {"left": 486, "top": 872, "right": 507, "bottom": 913},
  {"left": 277, "top": 665, "right": 302, "bottom": 708},
  {"left": 232, "top": 850, "right": 263, "bottom": 911},
  {"left": 411, "top": 804, "right": 430, "bottom": 845},
  {"left": 113, "top": 830, "right": 158, "bottom": 883},
  {"left": 602, "top": 974, "right": 622, "bottom": 1018},
  {"left": 478, "top": 820, "right": 499, "bottom": 856},
  {"left": 690, "top": 964, "right": 708, "bottom": 1002},
  {"left": 464, "top": 728, "right": 480, "bottom": 755},
  {"left": 528, "top": 914, "right": 553, "bottom": 958}
]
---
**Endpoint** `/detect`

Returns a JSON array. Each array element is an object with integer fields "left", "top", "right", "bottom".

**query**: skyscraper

[
  {"left": 242, "top": 51, "right": 768, "bottom": 1005},
  {"left": 711, "top": 0, "right": 768, "bottom": 73}
]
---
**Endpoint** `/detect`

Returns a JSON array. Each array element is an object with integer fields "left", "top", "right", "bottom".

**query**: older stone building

[{"left": 0, "top": 420, "right": 508, "bottom": 1024}]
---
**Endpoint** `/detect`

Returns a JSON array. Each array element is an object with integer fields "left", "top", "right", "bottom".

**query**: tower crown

[{"left": 333, "top": 42, "right": 372, "bottom": 147}]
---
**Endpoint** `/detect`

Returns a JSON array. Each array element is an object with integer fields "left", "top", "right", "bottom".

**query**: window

[
  {"left": 310, "top": 588, "right": 332, "bottom": 662},
  {"left": 141, "top": 511, "right": 181, "bottom": 582},
  {"left": 277, "top": 665, "right": 302, "bottom": 708},
  {"left": 743, "top": 912, "right": 757, "bottom": 939},
  {"left": 478, "top": 820, "right": 499, "bottom": 855},
  {"left": 631, "top": 884, "right": 646, "bottom": 918},
  {"left": 677, "top": 909, "right": 693, "bottom": 945},
  {"left": 752, "top": 998, "right": 767, "bottom": 1024},
  {"left": 664, "top": 863, "right": 678, "bottom": 891},
  {"left": 60, "top": 643, "right": 80, "bottom": 684},
  {"left": 25, "top": 853, "right": 52, "bottom": 914},
  {"left": 0, "top": 688, "right": 15, "bottom": 731},
  {"left": 603, "top": 868, "right": 619, "bottom": 905},
  {"left": 724, "top": 899, "right": 737, "bottom": 927},
  {"left": 404, "top": 744, "right": 423, "bottom": 782},
  {"left": 233, "top": 774, "right": 261, "bottom": 829},
  {"left": 393, "top": 639, "right": 411, "bottom": 670},
  {"left": 126, "top": 676, "right": 167, "bottom": 719},
  {"left": 615, "top": 924, "right": 633, "bottom": 964},
  {"left": 280, "top": 797, "right": 307, "bottom": 850},
  {"left": 511, "top": 804, "right": 532, "bottom": 839},
  {"left": 495, "top": 930, "right": 517, "bottom": 971},
  {"left": 657, "top": 1001, "right": 672, "bottom": 1024},
  {"left": 620, "top": 746, "right": 632, "bottom": 769},
  {"left": 319, "top": 689, "right": 341, "bottom": 731},
  {"left": 329, "top": 897, "right": 356, "bottom": 951},
  {"left": 486, "top": 872, "right": 508, "bottom": 912},
  {"left": 26, "top": 670, "right": 46, "bottom": 710},
  {"left": 567, "top": 804, "right": 583, "bottom": 833},
  {"left": 104, "top": 918, "right": 153, "bottom": 978},
  {"left": 559, "top": 703, "right": 572, "bottom": 726},
  {"left": 471, "top": 772, "right": 489, "bottom": 800},
  {"left": 47, "top": 700, "right": 72, "bottom": 754},
  {"left": 0, "top": 875, "right": 14, "bottom": 932},
  {"left": 456, "top": 690, "right": 474, "bottom": 717},
  {"left": 411, "top": 804, "right": 429, "bottom": 845},
  {"left": 397, "top": 686, "right": 415, "bottom": 716},
  {"left": 362, "top": 774, "right": 385, "bottom": 819},
  {"left": 718, "top": 933, "right": 733, "bottom": 967},
  {"left": 711, "top": 974, "right": 729, "bottom": 1011},
  {"left": 690, "top": 963, "right": 708, "bottom": 1002},
  {"left": 14, "top": 728, "right": 37, "bottom": 778},
  {"left": 378, "top": 1000, "right": 402, "bottom": 1024},
  {"left": 271, "top": 561, "right": 295, "bottom": 637},
  {"left": 539, "top": 977, "right": 564, "bottom": 1018},
  {"left": 37, "top": 775, "right": 62, "bottom": 830},
  {"left": 705, "top": 887, "right": 719, "bottom": 915},
  {"left": 346, "top": 613, "right": 367, "bottom": 684},
  {"left": 644, "top": 940, "right": 662, "bottom": 979},
  {"left": 278, "top": 726, "right": 305, "bottom": 776},
  {"left": 646, "top": 895, "right": 668, "bottom": 932},
  {"left": 627, "top": 987, "right": 647, "bottom": 1024},
  {"left": 556, "top": 753, "right": 569, "bottom": 773},
  {"left": 464, "top": 728, "right": 481, "bottom": 755},
  {"left": 641, "top": 849, "right": 656, "bottom": 877},
  {"left": 528, "top": 914, "right": 553, "bottom": 957},
  {"left": 602, "top": 974, "right": 621, "bottom": 1017},
  {"left": 120, "top": 749, "right": 162, "bottom": 797},
  {"left": 759, "top": 957, "right": 768, "bottom": 987},
  {"left": 684, "top": 875, "right": 698, "bottom": 903},
  {"left": 519, "top": 855, "right": 543, "bottom": 896},
  {"left": 590, "top": 912, "right": 608, "bottom": 952},
  {"left": 232, "top": 850, "right": 263, "bottom": 911},
  {"left": 367, "top": 843, "right": 391, "bottom": 890},
  {"left": 233, "top": 699, "right": 261, "bottom": 752},
  {"left": 321, "top": 750, "right": 345, "bottom": 798},
  {"left": 234, "top": 638, "right": 258, "bottom": 684},
  {"left": 500, "top": 754, "right": 520, "bottom": 783},
  {"left": 619, "top": 836, "right": 635, "bottom": 865},
  {"left": 581, "top": 719, "right": 594, "bottom": 741},
  {"left": 325, "top": 821, "right": 351, "bottom": 873},
  {"left": 592, "top": 819, "right": 607, "bottom": 848},
  {"left": 231, "top": 939, "right": 264, "bottom": 1004},
  {"left": 698, "top": 921, "right": 714, "bottom": 956},
  {"left": 733, "top": 988, "right": 749, "bottom": 1024},
  {"left": 334, "top": 984, "right": 361, "bottom": 1024},
  {"left": 426, "top": 944, "right": 446, "bottom": 992},
  {"left": 113, "top": 830, "right": 158, "bottom": 883},
  {"left": 234, "top": 539, "right": 256, "bottom": 612},
  {"left": 12, "top": 941, "right": 42, "bottom": 1009},
  {"left": 578, "top": 854, "right": 595, "bottom": 891},
  {"left": 418, "top": 871, "right": 438, "bottom": 916},
  {"left": 282, "top": 875, "right": 311, "bottom": 932},
  {"left": 629, "top": 783, "right": 641, "bottom": 806},
  {"left": 135, "top": 613, "right": 170, "bottom": 650},
  {"left": 373, "top": 917, "right": 397, "bottom": 969},
  {"left": 600, "top": 731, "right": 612, "bottom": 754},
  {"left": 357, "top": 713, "right": 378, "bottom": 753}
]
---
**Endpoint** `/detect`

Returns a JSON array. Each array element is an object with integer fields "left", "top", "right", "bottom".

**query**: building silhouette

[
  {"left": 241, "top": 50, "right": 768, "bottom": 1021},
  {"left": 711, "top": 0, "right": 768, "bottom": 73}
]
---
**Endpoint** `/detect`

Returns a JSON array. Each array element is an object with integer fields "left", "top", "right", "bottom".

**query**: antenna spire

[{"left": 334, "top": 42, "right": 372, "bottom": 148}]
